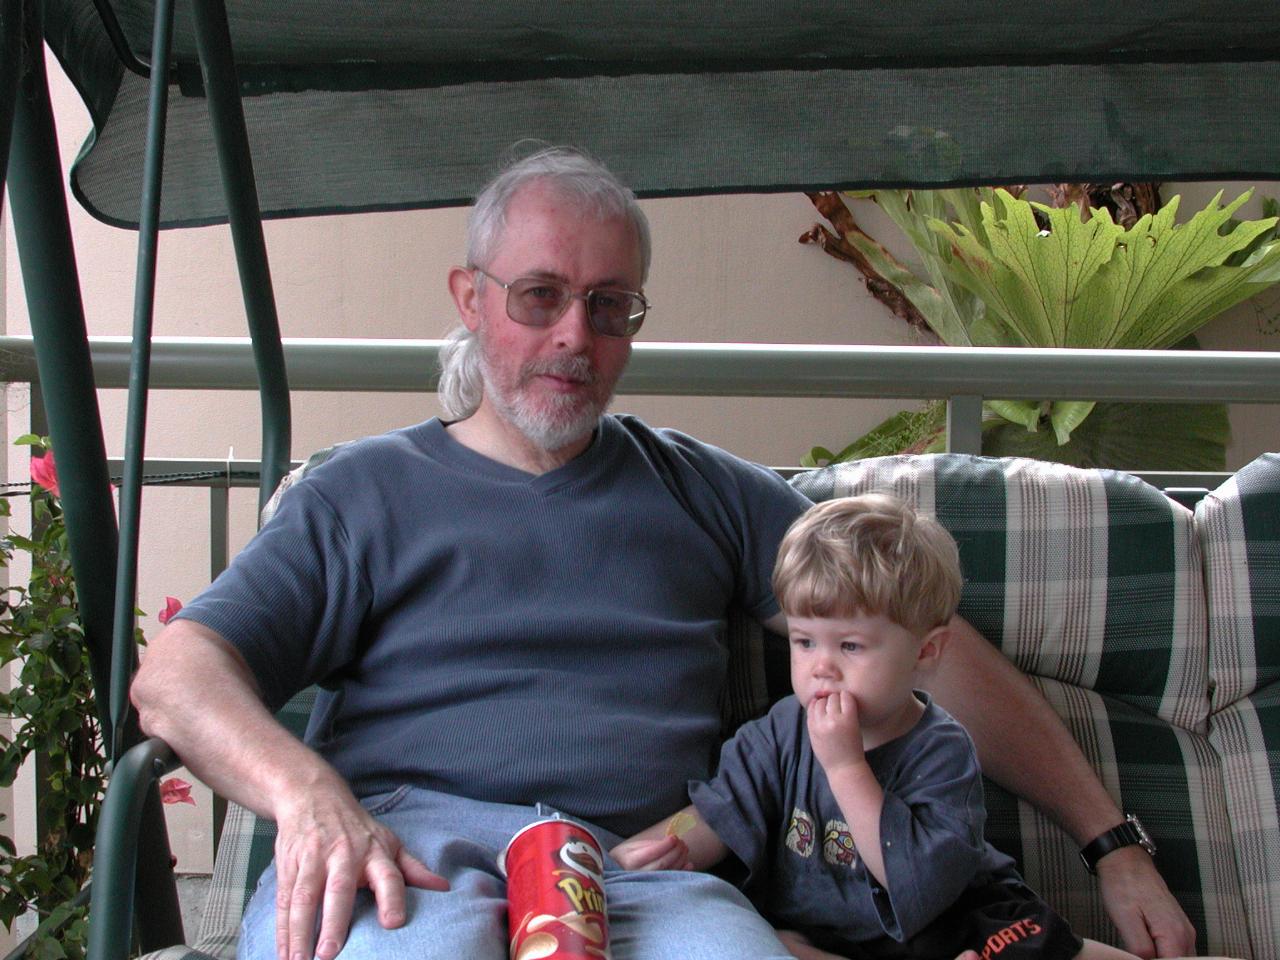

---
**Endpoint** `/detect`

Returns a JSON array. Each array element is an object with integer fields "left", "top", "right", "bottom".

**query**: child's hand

[
  {"left": 609, "top": 835, "right": 692, "bottom": 872},
  {"left": 806, "top": 691, "right": 866, "bottom": 774}
]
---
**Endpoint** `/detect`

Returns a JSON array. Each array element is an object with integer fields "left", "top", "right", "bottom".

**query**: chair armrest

[{"left": 87, "top": 737, "right": 180, "bottom": 960}]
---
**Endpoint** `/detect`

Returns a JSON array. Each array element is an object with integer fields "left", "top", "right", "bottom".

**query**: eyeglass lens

[{"left": 507, "top": 278, "right": 645, "bottom": 337}]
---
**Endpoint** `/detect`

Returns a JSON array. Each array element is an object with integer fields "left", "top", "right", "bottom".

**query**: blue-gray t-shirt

[
  {"left": 175, "top": 414, "right": 809, "bottom": 836},
  {"left": 690, "top": 694, "right": 1021, "bottom": 946}
]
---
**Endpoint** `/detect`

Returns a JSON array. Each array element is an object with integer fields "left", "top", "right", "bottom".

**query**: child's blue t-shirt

[{"left": 691, "top": 693, "right": 1022, "bottom": 945}]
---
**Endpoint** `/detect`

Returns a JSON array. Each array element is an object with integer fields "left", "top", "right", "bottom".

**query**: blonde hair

[{"left": 773, "top": 494, "right": 962, "bottom": 635}]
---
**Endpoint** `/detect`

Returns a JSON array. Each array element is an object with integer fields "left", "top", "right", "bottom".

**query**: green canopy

[{"left": 42, "top": 0, "right": 1280, "bottom": 229}]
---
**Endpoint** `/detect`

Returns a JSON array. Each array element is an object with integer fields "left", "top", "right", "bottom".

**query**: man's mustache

[{"left": 521, "top": 355, "right": 597, "bottom": 385}]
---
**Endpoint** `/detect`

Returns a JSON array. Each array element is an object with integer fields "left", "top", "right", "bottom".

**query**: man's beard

[{"left": 478, "top": 339, "right": 615, "bottom": 453}]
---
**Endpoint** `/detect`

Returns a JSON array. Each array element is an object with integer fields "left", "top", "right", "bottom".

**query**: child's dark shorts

[{"left": 808, "top": 879, "right": 1085, "bottom": 960}]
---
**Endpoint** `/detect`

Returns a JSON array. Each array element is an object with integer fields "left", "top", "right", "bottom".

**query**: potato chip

[{"left": 665, "top": 811, "right": 697, "bottom": 838}]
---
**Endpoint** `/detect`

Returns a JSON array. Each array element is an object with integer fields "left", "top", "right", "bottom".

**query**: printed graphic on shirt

[
  {"left": 976, "top": 917, "right": 1043, "bottom": 958},
  {"left": 785, "top": 808, "right": 815, "bottom": 857},
  {"left": 822, "top": 819, "right": 858, "bottom": 869}
]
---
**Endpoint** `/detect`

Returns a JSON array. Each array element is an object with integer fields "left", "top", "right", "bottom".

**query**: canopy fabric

[{"left": 42, "top": 1, "right": 1280, "bottom": 230}]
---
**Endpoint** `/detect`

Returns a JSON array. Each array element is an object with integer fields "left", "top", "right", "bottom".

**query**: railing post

[{"left": 946, "top": 394, "right": 984, "bottom": 455}]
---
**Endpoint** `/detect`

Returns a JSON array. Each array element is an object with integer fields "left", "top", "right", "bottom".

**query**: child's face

[{"left": 787, "top": 611, "right": 935, "bottom": 739}]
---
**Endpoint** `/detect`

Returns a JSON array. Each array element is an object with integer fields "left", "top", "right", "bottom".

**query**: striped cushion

[
  {"left": 1197, "top": 452, "right": 1280, "bottom": 960},
  {"left": 789, "top": 454, "right": 1210, "bottom": 730},
  {"left": 777, "top": 453, "right": 1247, "bottom": 955}
]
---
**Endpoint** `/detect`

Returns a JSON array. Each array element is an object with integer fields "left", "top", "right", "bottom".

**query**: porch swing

[{"left": 4, "top": 2, "right": 1280, "bottom": 958}]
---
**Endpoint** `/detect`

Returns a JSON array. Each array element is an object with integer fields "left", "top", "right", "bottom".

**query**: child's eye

[
  {"left": 841, "top": 642, "right": 861, "bottom": 654},
  {"left": 791, "top": 637, "right": 814, "bottom": 649}
]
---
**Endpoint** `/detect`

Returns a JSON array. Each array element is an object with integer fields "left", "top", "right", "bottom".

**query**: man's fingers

[
  {"left": 286, "top": 854, "right": 328, "bottom": 960},
  {"left": 314, "top": 856, "right": 360, "bottom": 960},
  {"left": 1110, "top": 906, "right": 1157, "bottom": 959},
  {"left": 398, "top": 847, "right": 451, "bottom": 892},
  {"left": 273, "top": 855, "right": 296, "bottom": 960},
  {"left": 364, "top": 852, "right": 410, "bottom": 930},
  {"left": 1148, "top": 907, "right": 1197, "bottom": 958}
]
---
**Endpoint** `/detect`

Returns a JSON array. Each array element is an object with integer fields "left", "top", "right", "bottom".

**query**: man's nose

[{"left": 551, "top": 295, "right": 595, "bottom": 350}]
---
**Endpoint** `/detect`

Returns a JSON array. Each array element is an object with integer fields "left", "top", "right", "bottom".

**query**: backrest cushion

[
  {"left": 788, "top": 454, "right": 1210, "bottom": 730},
  {"left": 1197, "top": 452, "right": 1280, "bottom": 959}
]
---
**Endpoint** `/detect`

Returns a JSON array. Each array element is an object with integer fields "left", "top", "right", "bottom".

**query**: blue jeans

[{"left": 238, "top": 786, "right": 793, "bottom": 959}]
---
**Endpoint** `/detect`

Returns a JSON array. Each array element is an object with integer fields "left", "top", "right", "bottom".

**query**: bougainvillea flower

[
  {"left": 158, "top": 596, "right": 184, "bottom": 625},
  {"left": 159, "top": 778, "right": 196, "bottom": 805},
  {"left": 30, "top": 452, "right": 59, "bottom": 498}
]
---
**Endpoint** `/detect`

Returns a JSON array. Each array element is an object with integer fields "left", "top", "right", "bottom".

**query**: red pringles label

[{"left": 499, "top": 818, "right": 611, "bottom": 960}]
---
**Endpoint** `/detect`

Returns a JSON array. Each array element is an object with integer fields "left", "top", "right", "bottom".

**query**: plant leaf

[
  {"left": 986, "top": 399, "right": 1042, "bottom": 432},
  {"left": 1049, "top": 401, "right": 1098, "bottom": 446}
]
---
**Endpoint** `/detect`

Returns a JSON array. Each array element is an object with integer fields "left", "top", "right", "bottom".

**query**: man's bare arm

[
  {"left": 923, "top": 617, "right": 1195, "bottom": 958},
  {"left": 131, "top": 619, "right": 447, "bottom": 960}
]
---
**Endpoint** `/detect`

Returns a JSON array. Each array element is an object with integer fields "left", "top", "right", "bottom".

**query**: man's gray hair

[{"left": 438, "top": 145, "right": 650, "bottom": 420}]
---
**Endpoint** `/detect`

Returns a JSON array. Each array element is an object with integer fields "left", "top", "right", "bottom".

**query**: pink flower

[
  {"left": 158, "top": 596, "right": 184, "bottom": 625},
  {"left": 30, "top": 452, "right": 59, "bottom": 498},
  {"left": 159, "top": 778, "right": 196, "bottom": 806}
]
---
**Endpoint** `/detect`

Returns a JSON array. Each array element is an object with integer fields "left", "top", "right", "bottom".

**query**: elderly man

[{"left": 132, "top": 146, "right": 1194, "bottom": 960}]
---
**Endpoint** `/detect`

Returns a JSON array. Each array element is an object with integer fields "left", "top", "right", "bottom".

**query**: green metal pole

[
  {"left": 0, "top": 0, "right": 20, "bottom": 213},
  {"left": 190, "top": 0, "right": 291, "bottom": 510},
  {"left": 8, "top": 3, "right": 183, "bottom": 950},
  {"left": 110, "top": 0, "right": 175, "bottom": 765},
  {"left": 10, "top": 0, "right": 117, "bottom": 759},
  {"left": 86, "top": 738, "right": 177, "bottom": 960}
]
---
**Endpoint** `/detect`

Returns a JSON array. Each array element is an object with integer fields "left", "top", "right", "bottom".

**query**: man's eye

[
  {"left": 593, "top": 291, "right": 624, "bottom": 310},
  {"left": 523, "top": 285, "right": 562, "bottom": 304}
]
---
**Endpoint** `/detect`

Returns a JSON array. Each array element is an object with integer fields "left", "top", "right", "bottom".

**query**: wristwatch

[{"left": 1079, "top": 814, "right": 1156, "bottom": 874}]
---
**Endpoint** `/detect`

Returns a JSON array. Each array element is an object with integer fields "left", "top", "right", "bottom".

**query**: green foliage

[
  {"left": 806, "top": 188, "right": 1280, "bottom": 468},
  {"left": 0, "top": 438, "right": 102, "bottom": 960},
  {"left": 930, "top": 189, "right": 1280, "bottom": 350}
]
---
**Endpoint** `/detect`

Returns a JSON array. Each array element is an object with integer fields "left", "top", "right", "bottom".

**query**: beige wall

[{"left": 5, "top": 48, "right": 1280, "bottom": 877}]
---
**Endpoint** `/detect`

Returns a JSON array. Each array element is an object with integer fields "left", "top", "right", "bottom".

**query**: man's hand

[
  {"left": 272, "top": 780, "right": 449, "bottom": 960},
  {"left": 806, "top": 691, "right": 865, "bottom": 775},
  {"left": 1095, "top": 845, "right": 1195, "bottom": 958},
  {"left": 609, "top": 835, "right": 692, "bottom": 872}
]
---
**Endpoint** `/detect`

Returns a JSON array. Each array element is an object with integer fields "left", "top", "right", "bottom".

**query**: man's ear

[
  {"left": 448, "top": 266, "right": 482, "bottom": 332},
  {"left": 916, "top": 624, "right": 950, "bottom": 671}
]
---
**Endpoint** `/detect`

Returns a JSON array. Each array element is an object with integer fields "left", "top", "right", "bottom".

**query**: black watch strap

[{"left": 1079, "top": 814, "right": 1156, "bottom": 874}]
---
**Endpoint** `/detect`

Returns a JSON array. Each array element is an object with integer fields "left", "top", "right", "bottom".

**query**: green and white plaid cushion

[
  {"left": 778, "top": 453, "right": 1247, "bottom": 955},
  {"left": 1197, "top": 452, "right": 1280, "bottom": 960}
]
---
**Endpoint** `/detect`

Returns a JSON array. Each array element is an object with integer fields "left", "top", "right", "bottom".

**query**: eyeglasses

[{"left": 472, "top": 267, "right": 649, "bottom": 338}]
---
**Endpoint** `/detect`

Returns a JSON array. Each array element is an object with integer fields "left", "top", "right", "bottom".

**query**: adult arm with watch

[{"left": 918, "top": 618, "right": 1195, "bottom": 958}]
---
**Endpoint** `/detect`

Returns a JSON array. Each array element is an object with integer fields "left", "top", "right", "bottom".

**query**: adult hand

[
  {"left": 609, "top": 835, "right": 692, "bottom": 872},
  {"left": 806, "top": 691, "right": 865, "bottom": 775},
  {"left": 272, "top": 777, "right": 449, "bottom": 960},
  {"left": 1095, "top": 845, "right": 1195, "bottom": 958}
]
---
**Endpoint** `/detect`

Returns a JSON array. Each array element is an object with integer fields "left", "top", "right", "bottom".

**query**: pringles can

[{"left": 499, "top": 817, "right": 611, "bottom": 960}]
